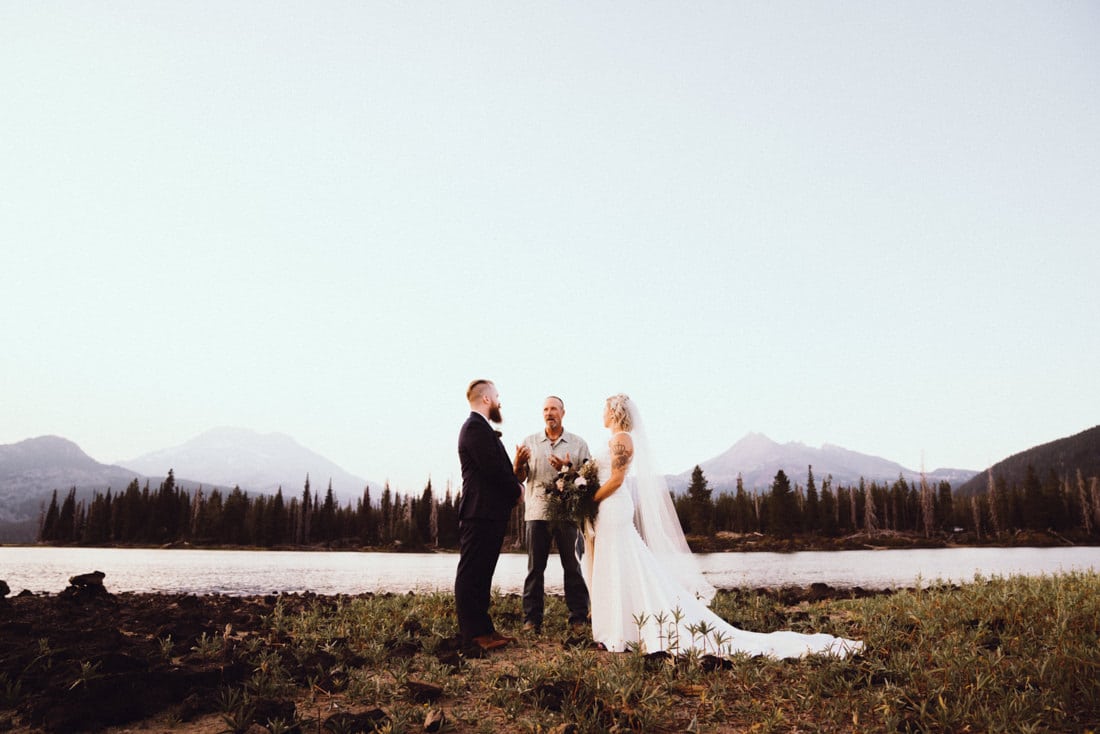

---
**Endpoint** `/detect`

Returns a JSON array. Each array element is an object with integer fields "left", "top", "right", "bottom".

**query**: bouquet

[{"left": 544, "top": 459, "right": 600, "bottom": 526}]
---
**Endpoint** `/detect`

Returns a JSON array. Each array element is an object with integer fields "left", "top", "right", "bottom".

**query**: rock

[
  {"left": 533, "top": 680, "right": 572, "bottom": 711},
  {"left": 643, "top": 650, "right": 672, "bottom": 670},
  {"left": 700, "top": 654, "right": 732, "bottom": 671},
  {"left": 405, "top": 678, "right": 444, "bottom": 703},
  {"left": 69, "top": 571, "right": 106, "bottom": 588},
  {"left": 434, "top": 649, "right": 464, "bottom": 673},
  {"left": 387, "top": 640, "right": 419, "bottom": 659},
  {"left": 423, "top": 708, "right": 445, "bottom": 732},
  {"left": 250, "top": 696, "right": 297, "bottom": 729},
  {"left": 0, "top": 580, "right": 9, "bottom": 597}
]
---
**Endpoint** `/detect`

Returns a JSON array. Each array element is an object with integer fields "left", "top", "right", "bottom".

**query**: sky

[{"left": 2, "top": 1, "right": 1098, "bottom": 495}]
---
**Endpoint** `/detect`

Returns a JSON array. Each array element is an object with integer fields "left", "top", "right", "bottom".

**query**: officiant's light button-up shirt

[{"left": 521, "top": 429, "right": 592, "bottom": 522}]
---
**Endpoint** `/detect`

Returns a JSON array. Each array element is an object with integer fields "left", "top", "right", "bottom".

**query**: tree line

[
  {"left": 37, "top": 463, "right": 1100, "bottom": 548},
  {"left": 675, "top": 464, "right": 1100, "bottom": 540},
  {"left": 37, "top": 471, "right": 459, "bottom": 549}
]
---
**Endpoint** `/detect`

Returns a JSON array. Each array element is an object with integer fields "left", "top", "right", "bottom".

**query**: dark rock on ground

[
  {"left": 405, "top": 678, "right": 443, "bottom": 703},
  {"left": 68, "top": 571, "right": 106, "bottom": 588}
]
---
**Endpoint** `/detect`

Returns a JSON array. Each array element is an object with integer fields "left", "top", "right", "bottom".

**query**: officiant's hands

[
  {"left": 514, "top": 444, "right": 531, "bottom": 481},
  {"left": 548, "top": 452, "right": 572, "bottom": 472}
]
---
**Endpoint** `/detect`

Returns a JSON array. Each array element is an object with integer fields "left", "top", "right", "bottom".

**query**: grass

[{"left": 132, "top": 573, "right": 1100, "bottom": 732}]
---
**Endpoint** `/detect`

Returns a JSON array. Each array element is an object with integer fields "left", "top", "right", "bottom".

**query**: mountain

[
  {"left": 953, "top": 424, "right": 1100, "bottom": 498},
  {"left": 0, "top": 436, "right": 146, "bottom": 541},
  {"left": 119, "top": 427, "right": 376, "bottom": 502},
  {"left": 668, "top": 432, "right": 978, "bottom": 493}
]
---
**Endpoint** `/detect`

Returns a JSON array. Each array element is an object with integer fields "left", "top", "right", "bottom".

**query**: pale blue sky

[{"left": 2, "top": 2, "right": 1097, "bottom": 493}]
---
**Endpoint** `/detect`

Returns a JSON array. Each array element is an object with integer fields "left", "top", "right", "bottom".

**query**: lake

[{"left": 2, "top": 546, "right": 1098, "bottom": 596}]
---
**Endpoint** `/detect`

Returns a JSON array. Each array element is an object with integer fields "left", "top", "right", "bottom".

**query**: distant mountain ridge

[
  {"left": 0, "top": 429, "right": 377, "bottom": 543},
  {"left": 120, "top": 427, "right": 376, "bottom": 502},
  {"left": 954, "top": 424, "right": 1100, "bottom": 497},
  {"left": 0, "top": 436, "right": 147, "bottom": 541},
  {"left": 668, "top": 432, "right": 978, "bottom": 493}
]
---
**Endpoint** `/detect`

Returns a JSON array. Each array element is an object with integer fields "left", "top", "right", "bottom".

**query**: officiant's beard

[{"left": 488, "top": 403, "right": 503, "bottom": 424}]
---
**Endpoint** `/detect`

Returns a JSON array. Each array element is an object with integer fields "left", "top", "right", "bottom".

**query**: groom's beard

[{"left": 488, "top": 404, "right": 503, "bottom": 424}]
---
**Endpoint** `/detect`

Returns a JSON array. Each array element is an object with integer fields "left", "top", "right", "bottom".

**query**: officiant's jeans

[{"left": 524, "top": 520, "right": 590, "bottom": 627}]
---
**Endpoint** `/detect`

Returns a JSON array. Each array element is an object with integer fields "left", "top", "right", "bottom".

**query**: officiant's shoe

[
  {"left": 472, "top": 633, "right": 508, "bottom": 651},
  {"left": 522, "top": 621, "right": 540, "bottom": 635}
]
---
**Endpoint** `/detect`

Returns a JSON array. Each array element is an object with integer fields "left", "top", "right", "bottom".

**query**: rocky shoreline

[{"left": 685, "top": 528, "right": 1093, "bottom": 553}]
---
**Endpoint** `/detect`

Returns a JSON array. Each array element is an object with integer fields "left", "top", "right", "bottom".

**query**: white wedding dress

[{"left": 583, "top": 450, "right": 863, "bottom": 659}]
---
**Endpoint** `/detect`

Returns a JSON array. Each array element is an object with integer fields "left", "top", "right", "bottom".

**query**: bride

[{"left": 582, "top": 394, "right": 863, "bottom": 659}]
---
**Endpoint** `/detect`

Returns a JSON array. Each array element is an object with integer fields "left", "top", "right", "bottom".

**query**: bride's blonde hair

[{"left": 606, "top": 393, "right": 634, "bottom": 431}]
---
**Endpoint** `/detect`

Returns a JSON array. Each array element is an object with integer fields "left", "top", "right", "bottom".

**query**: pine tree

[
  {"left": 379, "top": 483, "right": 393, "bottom": 545},
  {"left": 359, "top": 486, "right": 375, "bottom": 545},
  {"left": 1041, "top": 469, "right": 1068, "bottom": 531},
  {"left": 57, "top": 488, "right": 78, "bottom": 543},
  {"left": 820, "top": 480, "right": 838, "bottom": 536},
  {"left": 686, "top": 465, "right": 713, "bottom": 535},
  {"left": 733, "top": 474, "right": 754, "bottom": 533},
  {"left": 846, "top": 483, "right": 857, "bottom": 530},
  {"left": 268, "top": 488, "right": 287, "bottom": 546},
  {"left": 936, "top": 481, "right": 953, "bottom": 531},
  {"left": 40, "top": 490, "right": 60, "bottom": 542},
  {"left": 1022, "top": 465, "right": 1045, "bottom": 530},
  {"left": 222, "top": 487, "right": 248, "bottom": 545},
  {"left": 804, "top": 465, "right": 820, "bottom": 533},
  {"left": 84, "top": 490, "right": 112, "bottom": 544},
  {"left": 767, "top": 470, "right": 798, "bottom": 538},
  {"left": 319, "top": 480, "right": 337, "bottom": 542},
  {"left": 920, "top": 471, "right": 934, "bottom": 538},
  {"left": 300, "top": 476, "right": 312, "bottom": 545}
]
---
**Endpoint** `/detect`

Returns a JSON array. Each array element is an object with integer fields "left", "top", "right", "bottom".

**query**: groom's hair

[{"left": 467, "top": 379, "right": 494, "bottom": 402}]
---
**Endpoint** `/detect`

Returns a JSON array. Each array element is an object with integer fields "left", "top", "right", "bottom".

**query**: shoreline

[{"left": 4, "top": 527, "right": 1095, "bottom": 554}]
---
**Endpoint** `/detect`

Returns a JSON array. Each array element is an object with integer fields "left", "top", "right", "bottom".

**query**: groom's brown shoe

[
  {"left": 472, "top": 633, "right": 508, "bottom": 651},
  {"left": 491, "top": 631, "right": 516, "bottom": 644}
]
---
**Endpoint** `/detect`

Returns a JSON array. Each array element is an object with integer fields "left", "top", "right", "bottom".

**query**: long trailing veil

[{"left": 623, "top": 397, "right": 717, "bottom": 603}]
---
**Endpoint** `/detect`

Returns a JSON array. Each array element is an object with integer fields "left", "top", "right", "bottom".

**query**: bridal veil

[{"left": 620, "top": 396, "right": 717, "bottom": 603}]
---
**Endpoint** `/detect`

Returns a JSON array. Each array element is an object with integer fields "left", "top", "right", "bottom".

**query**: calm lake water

[{"left": 2, "top": 546, "right": 1098, "bottom": 596}]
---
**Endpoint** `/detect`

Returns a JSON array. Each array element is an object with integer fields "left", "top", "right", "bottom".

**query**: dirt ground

[{"left": 0, "top": 575, "right": 881, "bottom": 734}]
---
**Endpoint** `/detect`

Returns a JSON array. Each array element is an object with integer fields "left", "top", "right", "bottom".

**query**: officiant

[{"left": 513, "top": 395, "right": 592, "bottom": 634}]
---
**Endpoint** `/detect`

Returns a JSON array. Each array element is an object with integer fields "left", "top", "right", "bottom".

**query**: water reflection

[{"left": 1, "top": 545, "right": 1097, "bottom": 596}]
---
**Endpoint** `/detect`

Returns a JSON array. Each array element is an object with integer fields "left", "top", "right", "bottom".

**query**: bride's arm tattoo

[{"left": 611, "top": 441, "right": 632, "bottom": 471}]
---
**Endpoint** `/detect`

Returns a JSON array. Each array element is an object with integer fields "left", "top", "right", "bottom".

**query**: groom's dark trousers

[{"left": 455, "top": 412, "right": 521, "bottom": 642}]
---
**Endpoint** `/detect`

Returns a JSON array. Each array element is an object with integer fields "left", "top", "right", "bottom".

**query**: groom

[{"left": 455, "top": 379, "right": 523, "bottom": 651}]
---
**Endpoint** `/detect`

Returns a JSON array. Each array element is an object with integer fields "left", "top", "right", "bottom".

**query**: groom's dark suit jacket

[{"left": 457, "top": 412, "right": 521, "bottom": 521}]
